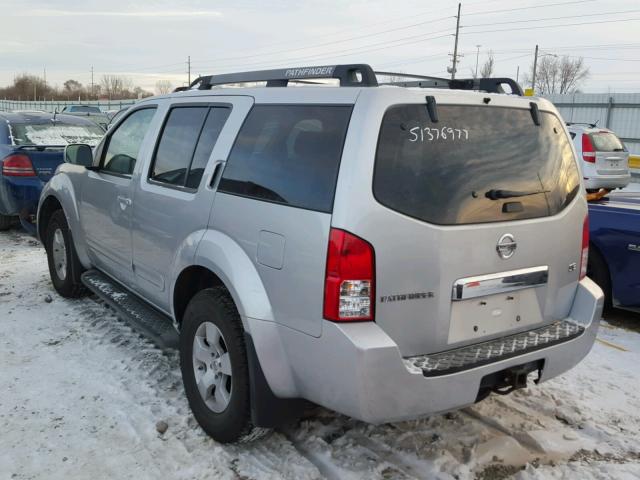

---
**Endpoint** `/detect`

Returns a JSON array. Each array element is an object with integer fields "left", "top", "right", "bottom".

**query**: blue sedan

[
  {"left": 0, "top": 112, "right": 104, "bottom": 231},
  {"left": 588, "top": 192, "right": 640, "bottom": 312}
]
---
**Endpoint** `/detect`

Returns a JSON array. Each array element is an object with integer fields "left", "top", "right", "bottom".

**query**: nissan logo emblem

[{"left": 497, "top": 233, "right": 517, "bottom": 259}]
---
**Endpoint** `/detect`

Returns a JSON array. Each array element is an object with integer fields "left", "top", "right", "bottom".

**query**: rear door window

[
  {"left": 590, "top": 131, "right": 626, "bottom": 152},
  {"left": 218, "top": 105, "right": 352, "bottom": 212},
  {"left": 150, "top": 106, "right": 230, "bottom": 189},
  {"left": 374, "top": 104, "right": 580, "bottom": 225}
]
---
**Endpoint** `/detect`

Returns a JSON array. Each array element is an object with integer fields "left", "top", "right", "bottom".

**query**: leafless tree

[
  {"left": 480, "top": 51, "right": 495, "bottom": 78},
  {"left": 155, "top": 79, "right": 173, "bottom": 95},
  {"left": 524, "top": 56, "right": 589, "bottom": 95},
  {"left": 100, "top": 74, "right": 134, "bottom": 99}
]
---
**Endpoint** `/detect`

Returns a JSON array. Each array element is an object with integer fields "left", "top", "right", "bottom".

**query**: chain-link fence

[{"left": 0, "top": 99, "right": 137, "bottom": 113}]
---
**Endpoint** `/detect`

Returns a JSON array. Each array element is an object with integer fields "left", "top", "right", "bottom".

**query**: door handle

[
  {"left": 208, "top": 159, "right": 226, "bottom": 189},
  {"left": 117, "top": 195, "right": 132, "bottom": 209}
]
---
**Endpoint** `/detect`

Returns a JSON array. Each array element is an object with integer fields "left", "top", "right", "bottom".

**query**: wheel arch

[
  {"left": 37, "top": 195, "right": 63, "bottom": 243},
  {"left": 171, "top": 229, "right": 275, "bottom": 330}
]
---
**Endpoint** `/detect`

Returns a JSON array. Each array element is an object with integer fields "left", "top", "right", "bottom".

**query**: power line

[
  {"left": 191, "top": 30, "right": 454, "bottom": 71},
  {"left": 464, "top": 0, "right": 596, "bottom": 17},
  {"left": 193, "top": 15, "right": 454, "bottom": 66},
  {"left": 186, "top": 0, "right": 595, "bottom": 71},
  {"left": 463, "top": 17, "right": 640, "bottom": 35},
  {"left": 464, "top": 8, "right": 640, "bottom": 28}
]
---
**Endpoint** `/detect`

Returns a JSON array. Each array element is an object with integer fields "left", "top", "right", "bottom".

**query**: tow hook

[{"left": 476, "top": 360, "right": 544, "bottom": 401}]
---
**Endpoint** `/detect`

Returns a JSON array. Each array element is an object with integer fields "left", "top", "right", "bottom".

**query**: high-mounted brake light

[
  {"left": 579, "top": 216, "right": 589, "bottom": 280},
  {"left": 323, "top": 228, "right": 375, "bottom": 322},
  {"left": 2, "top": 154, "right": 36, "bottom": 177},
  {"left": 581, "top": 134, "right": 596, "bottom": 163}
]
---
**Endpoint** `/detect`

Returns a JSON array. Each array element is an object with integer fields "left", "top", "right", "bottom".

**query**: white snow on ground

[{"left": 1, "top": 229, "right": 639, "bottom": 480}]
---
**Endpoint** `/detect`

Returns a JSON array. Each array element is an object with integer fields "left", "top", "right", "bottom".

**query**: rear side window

[
  {"left": 218, "top": 105, "right": 352, "bottom": 212},
  {"left": 590, "top": 131, "right": 626, "bottom": 152},
  {"left": 374, "top": 104, "right": 580, "bottom": 225},
  {"left": 150, "top": 106, "right": 230, "bottom": 189}
]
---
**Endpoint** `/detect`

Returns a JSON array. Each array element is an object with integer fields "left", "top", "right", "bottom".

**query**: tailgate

[
  {"left": 361, "top": 101, "right": 585, "bottom": 357},
  {"left": 596, "top": 151, "right": 629, "bottom": 175}
]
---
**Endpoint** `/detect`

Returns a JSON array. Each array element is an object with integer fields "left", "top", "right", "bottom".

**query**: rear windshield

[
  {"left": 590, "top": 131, "right": 626, "bottom": 152},
  {"left": 11, "top": 123, "right": 105, "bottom": 147},
  {"left": 374, "top": 104, "right": 580, "bottom": 225}
]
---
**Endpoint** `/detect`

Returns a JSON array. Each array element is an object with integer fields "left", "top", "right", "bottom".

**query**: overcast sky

[{"left": 1, "top": 0, "right": 639, "bottom": 93}]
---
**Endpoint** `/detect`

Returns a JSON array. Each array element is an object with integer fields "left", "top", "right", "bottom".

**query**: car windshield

[
  {"left": 374, "top": 104, "right": 581, "bottom": 225},
  {"left": 590, "top": 131, "right": 626, "bottom": 152},
  {"left": 69, "top": 106, "right": 102, "bottom": 113},
  {"left": 11, "top": 122, "right": 105, "bottom": 147}
]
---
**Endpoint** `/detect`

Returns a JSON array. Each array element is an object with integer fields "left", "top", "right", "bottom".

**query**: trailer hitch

[{"left": 476, "top": 360, "right": 544, "bottom": 401}]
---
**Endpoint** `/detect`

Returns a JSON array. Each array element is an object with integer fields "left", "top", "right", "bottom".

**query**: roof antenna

[{"left": 425, "top": 96, "right": 439, "bottom": 123}]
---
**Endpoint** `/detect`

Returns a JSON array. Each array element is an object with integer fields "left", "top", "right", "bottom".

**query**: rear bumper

[
  {"left": 585, "top": 174, "right": 631, "bottom": 189},
  {"left": 250, "top": 277, "right": 603, "bottom": 424},
  {"left": 0, "top": 175, "right": 44, "bottom": 217}
]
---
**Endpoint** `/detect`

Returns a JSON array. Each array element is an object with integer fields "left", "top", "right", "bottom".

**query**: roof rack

[
  {"left": 177, "top": 63, "right": 522, "bottom": 95},
  {"left": 190, "top": 64, "right": 378, "bottom": 89}
]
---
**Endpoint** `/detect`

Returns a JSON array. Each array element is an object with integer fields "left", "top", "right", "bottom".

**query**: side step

[{"left": 81, "top": 270, "right": 179, "bottom": 350}]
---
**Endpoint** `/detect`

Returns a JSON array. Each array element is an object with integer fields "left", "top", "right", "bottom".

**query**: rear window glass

[
  {"left": 590, "top": 131, "right": 626, "bottom": 152},
  {"left": 374, "top": 104, "right": 580, "bottom": 225},
  {"left": 11, "top": 123, "right": 104, "bottom": 147},
  {"left": 218, "top": 105, "right": 352, "bottom": 213}
]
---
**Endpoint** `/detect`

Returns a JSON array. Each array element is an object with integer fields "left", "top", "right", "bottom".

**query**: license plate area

[{"left": 448, "top": 288, "right": 543, "bottom": 344}]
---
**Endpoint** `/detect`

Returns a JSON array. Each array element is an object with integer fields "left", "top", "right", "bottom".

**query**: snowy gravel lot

[{"left": 1, "top": 229, "right": 639, "bottom": 480}]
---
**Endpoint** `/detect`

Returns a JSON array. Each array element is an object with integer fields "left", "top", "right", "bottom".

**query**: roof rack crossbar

[{"left": 191, "top": 64, "right": 378, "bottom": 89}]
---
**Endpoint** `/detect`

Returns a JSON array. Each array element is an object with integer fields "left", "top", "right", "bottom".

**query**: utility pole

[
  {"left": 474, "top": 44, "right": 481, "bottom": 79},
  {"left": 187, "top": 56, "right": 191, "bottom": 85},
  {"left": 90, "top": 66, "right": 94, "bottom": 100},
  {"left": 516, "top": 65, "right": 520, "bottom": 83},
  {"left": 450, "top": 3, "right": 461, "bottom": 80},
  {"left": 531, "top": 44, "right": 539, "bottom": 91}
]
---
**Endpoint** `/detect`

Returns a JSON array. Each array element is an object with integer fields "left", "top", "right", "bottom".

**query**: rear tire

[
  {"left": 180, "top": 287, "right": 263, "bottom": 443},
  {"left": 45, "top": 210, "right": 86, "bottom": 298},
  {"left": 0, "top": 214, "right": 16, "bottom": 231},
  {"left": 587, "top": 245, "right": 612, "bottom": 309}
]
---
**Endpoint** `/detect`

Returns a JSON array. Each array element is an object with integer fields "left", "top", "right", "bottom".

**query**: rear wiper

[{"left": 485, "top": 188, "right": 550, "bottom": 200}]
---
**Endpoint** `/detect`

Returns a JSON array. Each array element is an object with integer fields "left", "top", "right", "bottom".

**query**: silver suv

[{"left": 37, "top": 64, "right": 603, "bottom": 443}]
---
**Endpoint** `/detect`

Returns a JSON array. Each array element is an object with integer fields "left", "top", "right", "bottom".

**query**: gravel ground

[{"left": 1, "top": 228, "right": 639, "bottom": 480}]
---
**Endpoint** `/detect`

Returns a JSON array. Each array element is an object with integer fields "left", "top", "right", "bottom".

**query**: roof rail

[
  {"left": 376, "top": 71, "right": 524, "bottom": 96},
  {"left": 190, "top": 64, "right": 378, "bottom": 89}
]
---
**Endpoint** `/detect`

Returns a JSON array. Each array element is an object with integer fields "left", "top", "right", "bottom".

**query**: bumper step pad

[
  {"left": 81, "top": 270, "right": 179, "bottom": 350},
  {"left": 405, "top": 320, "right": 584, "bottom": 377}
]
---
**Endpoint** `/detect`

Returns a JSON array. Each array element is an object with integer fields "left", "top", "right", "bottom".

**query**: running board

[{"left": 81, "top": 270, "right": 179, "bottom": 350}]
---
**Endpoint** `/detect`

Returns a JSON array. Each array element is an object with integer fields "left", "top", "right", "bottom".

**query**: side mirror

[{"left": 64, "top": 144, "right": 94, "bottom": 168}]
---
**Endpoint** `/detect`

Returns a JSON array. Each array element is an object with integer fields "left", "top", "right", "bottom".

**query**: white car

[{"left": 566, "top": 123, "right": 630, "bottom": 191}]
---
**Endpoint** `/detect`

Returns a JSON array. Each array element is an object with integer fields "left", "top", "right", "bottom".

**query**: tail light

[
  {"left": 2, "top": 154, "right": 36, "bottom": 177},
  {"left": 579, "top": 216, "right": 589, "bottom": 280},
  {"left": 581, "top": 134, "right": 596, "bottom": 163},
  {"left": 323, "top": 228, "right": 375, "bottom": 322}
]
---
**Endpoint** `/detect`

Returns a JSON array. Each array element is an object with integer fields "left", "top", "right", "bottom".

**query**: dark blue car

[
  {"left": 588, "top": 192, "right": 640, "bottom": 312},
  {"left": 0, "top": 112, "right": 104, "bottom": 231}
]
